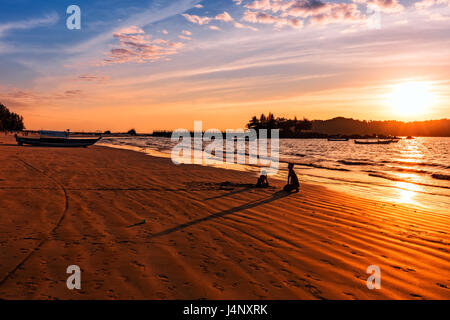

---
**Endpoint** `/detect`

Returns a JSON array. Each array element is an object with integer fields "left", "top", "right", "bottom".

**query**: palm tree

[{"left": 247, "top": 116, "right": 259, "bottom": 130}]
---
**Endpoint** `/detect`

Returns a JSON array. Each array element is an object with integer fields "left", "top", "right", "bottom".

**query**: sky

[{"left": 0, "top": 0, "right": 449, "bottom": 131}]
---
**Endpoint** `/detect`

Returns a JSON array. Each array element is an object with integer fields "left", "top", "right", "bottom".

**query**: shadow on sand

[
  {"left": 0, "top": 143, "right": 21, "bottom": 147},
  {"left": 150, "top": 190, "right": 291, "bottom": 239},
  {"left": 204, "top": 186, "right": 253, "bottom": 201},
  {"left": 0, "top": 143, "right": 66, "bottom": 148}
]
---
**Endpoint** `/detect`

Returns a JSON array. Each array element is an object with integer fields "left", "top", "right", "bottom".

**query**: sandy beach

[{"left": 0, "top": 134, "right": 449, "bottom": 300}]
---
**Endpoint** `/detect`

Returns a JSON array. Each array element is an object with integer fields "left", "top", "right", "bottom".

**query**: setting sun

[{"left": 388, "top": 81, "right": 435, "bottom": 116}]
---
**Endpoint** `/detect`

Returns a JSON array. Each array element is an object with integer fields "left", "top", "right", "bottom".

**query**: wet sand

[{"left": 0, "top": 134, "right": 449, "bottom": 299}]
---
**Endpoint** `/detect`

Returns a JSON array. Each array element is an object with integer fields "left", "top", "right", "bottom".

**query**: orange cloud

[
  {"left": 355, "top": 0, "right": 404, "bottom": 13},
  {"left": 242, "top": 10, "right": 304, "bottom": 28},
  {"left": 216, "top": 12, "right": 234, "bottom": 22},
  {"left": 104, "top": 28, "right": 185, "bottom": 64},
  {"left": 182, "top": 13, "right": 212, "bottom": 25}
]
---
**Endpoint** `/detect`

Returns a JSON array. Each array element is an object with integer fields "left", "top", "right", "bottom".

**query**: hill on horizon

[{"left": 310, "top": 117, "right": 450, "bottom": 137}]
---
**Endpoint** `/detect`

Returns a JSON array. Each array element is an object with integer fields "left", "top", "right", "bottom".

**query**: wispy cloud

[
  {"left": 233, "top": 0, "right": 366, "bottom": 28},
  {"left": 116, "top": 26, "right": 145, "bottom": 35},
  {"left": 354, "top": 0, "right": 404, "bottom": 13},
  {"left": 0, "top": 12, "right": 58, "bottom": 36},
  {"left": 67, "top": 0, "right": 201, "bottom": 55},
  {"left": 414, "top": 0, "right": 450, "bottom": 8},
  {"left": 242, "top": 10, "right": 304, "bottom": 28},
  {"left": 216, "top": 12, "right": 234, "bottom": 22},
  {"left": 183, "top": 11, "right": 259, "bottom": 30},
  {"left": 103, "top": 27, "right": 184, "bottom": 64},
  {"left": 77, "top": 74, "right": 109, "bottom": 83},
  {"left": 182, "top": 13, "right": 213, "bottom": 24}
]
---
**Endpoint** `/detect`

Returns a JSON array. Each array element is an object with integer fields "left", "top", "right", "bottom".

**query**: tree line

[
  {"left": 310, "top": 117, "right": 450, "bottom": 137},
  {"left": 244, "top": 114, "right": 450, "bottom": 138},
  {"left": 0, "top": 103, "right": 24, "bottom": 131},
  {"left": 247, "top": 113, "right": 313, "bottom": 138}
]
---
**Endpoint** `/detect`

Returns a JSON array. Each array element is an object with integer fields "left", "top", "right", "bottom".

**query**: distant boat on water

[
  {"left": 406, "top": 136, "right": 415, "bottom": 140},
  {"left": 327, "top": 138, "right": 349, "bottom": 141},
  {"left": 354, "top": 139, "right": 394, "bottom": 145},
  {"left": 15, "top": 130, "right": 101, "bottom": 147}
]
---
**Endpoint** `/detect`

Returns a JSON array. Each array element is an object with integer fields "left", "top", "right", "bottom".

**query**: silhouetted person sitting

[
  {"left": 284, "top": 163, "right": 299, "bottom": 193},
  {"left": 255, "top": 172, "right": 269, "bottom": 188}
]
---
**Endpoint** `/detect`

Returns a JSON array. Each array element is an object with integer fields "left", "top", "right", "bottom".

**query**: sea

[{"left": 99, "top": 136, "right": 450, "bottom": 213}]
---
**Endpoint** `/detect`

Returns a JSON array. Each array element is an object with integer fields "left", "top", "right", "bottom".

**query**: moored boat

[
  {"left": 327, "top": 138, "right": 349, "bottom": 141},
  {"left": 15, "top": 130, "right": 101, "bottom": 147},
  {"left": 354, "top": 139, "right": 394, "bottom": 145}
]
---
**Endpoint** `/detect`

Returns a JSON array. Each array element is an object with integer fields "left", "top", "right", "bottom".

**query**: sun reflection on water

[
  {"left": 394, "top": 181, "right": 422, "bottom": 205},
  {"left": 398, "top": 139, "right": 424, "bottom": 161}
]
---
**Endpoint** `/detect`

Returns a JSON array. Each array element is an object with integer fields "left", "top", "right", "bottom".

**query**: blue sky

[{"left": 0, "top": 0, "right": 449, "bottom": 131}]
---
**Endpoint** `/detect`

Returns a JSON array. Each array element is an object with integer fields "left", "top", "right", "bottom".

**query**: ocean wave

[
  {"left": 292, "top": 153, "right": 306, "bottom": 157},
  {"left": 338, "top": 160, "right": 372, "bottom": 166},
  {"left": 390, "top": 167, "right": 430, "bottom": 174},
  {"left": 381, "top": 160, "right": 445, "bottom": 168},
  {"left": 297, "top": 163, "right": 350, "bottom": 172},
  {"left": 301, "top": 172, "right": 449, "bottom": 197},
  {"left": 367, "top": 171, "right": 450, "bottom": 189}
]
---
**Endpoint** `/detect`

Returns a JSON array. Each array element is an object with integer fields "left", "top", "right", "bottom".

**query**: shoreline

[
  {"left": 99, "top": 139, "right": 450, "bottom": 213},
  {"left": 0, "top": 135, "right": 449, "bottom": 299}
]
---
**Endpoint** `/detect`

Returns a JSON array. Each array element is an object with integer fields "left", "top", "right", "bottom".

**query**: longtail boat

[{"left": 15, "top": 130, "right": 101, "bottom": 148}]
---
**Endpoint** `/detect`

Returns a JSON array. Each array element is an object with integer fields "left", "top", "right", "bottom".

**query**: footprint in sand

[
  {"left": 270, "top": 280, "right": 283, "bottom": 288},
  {"left": 354, "top": 273, "right": 363, "bottom": 280},
  {"left": 249, "top": 263, "right": 262, "bottom": 271},
  {"left": 284, "top": 280, "right": 301, "bottom": 288},
  {"left": 281, "top": 268, "right": 291, "bottom": 274},
  {"left": 177, "top": 251, "right": 187, "bottom": 257},
  {"left": 213, "top": 282, "right": 224, "bottom": 291},
  {"left": 306, "top": 274, "right": 321, "bottom": 281},
  {"left": 158, "top": 274, "right": 169, "bottom": 282},
  {"left": 320, "top": 259, "right": 334, "bottom": 266},
  {"left": 391, "top": 265, "right": 416, "bottom": 272},
  {"left": 343, "top": 291, "right": 358, "bottom": 300},
  {"left": 107, "top": 289, "right": 118, "bottom": 299},
  {"left": 131, "top": 261, "right": 145, "bottom": 270},
  {"left": 436, "top": 283, "right": 449, "bottom": 289},
  {"left": 305, "top": 284, "right": 325, "bottom": 299}
]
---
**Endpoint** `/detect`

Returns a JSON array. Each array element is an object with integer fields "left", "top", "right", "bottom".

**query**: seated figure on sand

[
  {"left": 255, "top": 171, "right": 269, "bottom": 188},
  {"left": 284, "top": 163, "right": 300, "bottom": 193}
]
